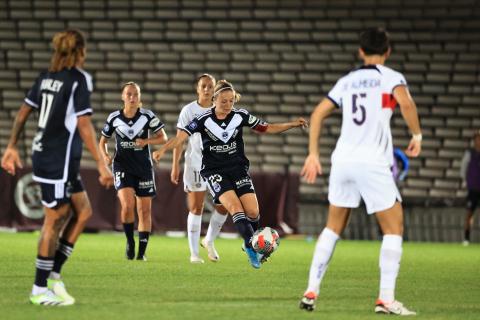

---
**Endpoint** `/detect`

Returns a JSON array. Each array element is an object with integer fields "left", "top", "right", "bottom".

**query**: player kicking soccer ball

[
  {"left": 299, "top": 27, "right": 420, "bottom": 316},
  {"left": 153, "top": 80, "right": 307, "bottom": 269}
]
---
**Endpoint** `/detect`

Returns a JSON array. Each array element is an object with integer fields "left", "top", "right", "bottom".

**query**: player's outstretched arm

[
  {"left": 170, "top": 129, "right": 185, "bottom": 185},
  {"left": 152, "top": 130, "right": 189, "bottom": 163},
  {"left": 262, "top": 117, "right": 308, "bottom": 134},
  {"left": 393, "top": 86, "right": 422, "bottom": 157},
  {"left": 135, "top": 128, "right": 168, "bottom": 147},
  {"left": 1, "top": 104, "right": 32, "bottom": 175},
  {"left": 300, "top": 98, "right": 336, "bottom": 184},
  {"left": 77, "top": 115, "right": 113, "bottom": 188}
]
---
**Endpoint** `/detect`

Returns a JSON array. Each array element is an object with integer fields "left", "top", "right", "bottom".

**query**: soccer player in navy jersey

[
  {"left": 153, "top": 80, "right": 307, "bottom": 269},
  {"left": 299, "top": 27, "right": 421, "bottom": 315},
  {"left": 1, "top": 29, "right": 113, "bottom": 306},
  {"left": 99, "top": 82, "right": 167, "bottom": 261}
]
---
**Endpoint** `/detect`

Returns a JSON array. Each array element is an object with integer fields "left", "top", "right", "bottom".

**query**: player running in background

[
  {"left": 99, "top": 82, "right": 167, "bottom": 261},
  {"left": 171, "top": 74, "right": 228, "bottom": 264},
  {"left": 460, "top": 130, "right": 480, "bottom": 246},
  {"left": 1, "top": 29, "right": 113, "bottom": 306},
  {"left": 153, "top": 80, "right": 307, "bottom": 269},
  {"left": 299, "top": 27, "right": 422, "bottom": 315}
]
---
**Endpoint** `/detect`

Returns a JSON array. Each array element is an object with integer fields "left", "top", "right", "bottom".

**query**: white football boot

[{"left": 375, "top": 299, "right": 416, "bottom": 316}]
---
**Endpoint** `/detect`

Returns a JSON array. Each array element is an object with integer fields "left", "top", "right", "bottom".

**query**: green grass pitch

[{"left": 0, "top": 232, "right": 479, "bottom": 320}]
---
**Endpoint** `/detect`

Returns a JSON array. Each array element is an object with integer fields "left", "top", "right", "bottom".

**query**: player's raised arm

[
  {"left": 300, "top": 98, "right": 336, "bottom": 184},
  {"left": 1, "top": 103, "right": 32, "bottom": 175},
  {"left": 393, "top": 85, "right": 422, "bottom": 157},
  {"left": 152, "top": 130, "right": 189, "bottom": 162}
]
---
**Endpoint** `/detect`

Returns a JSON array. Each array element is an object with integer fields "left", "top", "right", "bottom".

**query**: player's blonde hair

[
  {"left": 213, "top": 80, "right": 241, "bottom": 102},
  {"left": 49, "top": 29, "right": 86, "bottom": 72},
  {"left": 121, "top": 81, "right": 143, "bottom": 108}
]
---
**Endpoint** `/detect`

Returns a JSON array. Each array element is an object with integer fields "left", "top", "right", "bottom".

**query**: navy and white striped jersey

[
  {"left": 181, "top": 107, "right": 267, "bottom": 174},
  {"left": 25, "top": 67, "right": 93, "bottom": 184},
  {"left": 101, "top": 108, "right": 164, "bottom": 177}
]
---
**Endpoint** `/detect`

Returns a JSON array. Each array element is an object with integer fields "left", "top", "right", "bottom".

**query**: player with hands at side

[
  {"left": 99, "top": 82, "right": 167, "bottom": 261},
  {"left": 1, "top": 29, "right": 113, "bottom": 306}
]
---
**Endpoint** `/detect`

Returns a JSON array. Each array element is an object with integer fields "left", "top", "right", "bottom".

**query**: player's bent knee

[
  {"left": 245, "top": 210, "right": 259, "bottom": 219},
  {"left": 188, "top": 205, "right": 204, "bottom": 214},
  {"left": 76, "top": 208, "right": 92, "bottom": 222}
]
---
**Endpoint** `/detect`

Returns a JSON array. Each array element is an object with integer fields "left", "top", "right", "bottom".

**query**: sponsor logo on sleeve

[
  {"left": 188, "top": 121, "right": 198, "bottom": 130},
  {"left": 103, "top": 124, "right": 110, "bottom": 132},
  {"left": 248, "top": 115, "right": 257, "bottom": 124},
  {"left": 150, "top": 117, "right": 160, "bottom": 128}
]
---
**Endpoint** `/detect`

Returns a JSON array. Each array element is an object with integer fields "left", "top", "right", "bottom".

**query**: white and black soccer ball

[{"left": 251, "top": 227, "right": 280, "bottom": 255}]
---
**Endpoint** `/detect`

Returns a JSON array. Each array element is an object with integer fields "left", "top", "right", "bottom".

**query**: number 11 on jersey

[{"left": 38, "top": 93, "right": 54, "bottom": 129}]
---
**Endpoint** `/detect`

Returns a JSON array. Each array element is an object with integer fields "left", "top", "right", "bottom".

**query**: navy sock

[
  {"left": 52, "top": 238, "right": 74, "bottom": 274},
  {"left": 465, "top": 229, "right": 470, "bottom": 241},
  {"left": 246, "top": 214, "right": 260, "bottom": 232},
  {"left": 123, "top": 223, "right": 135, "bottom": 245},
  {"left": 35, "top": 256, "right": 54, "bottom": 287},
  {"left": 232, "top": 212, "right": 254, "bottom": 248},
  {"left": 137, "top": 231, "right": 150, "bottom": 258}
]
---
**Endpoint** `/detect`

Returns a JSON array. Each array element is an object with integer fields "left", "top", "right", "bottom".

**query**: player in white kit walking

[
  {"left": 299, "top": 28, "right": 422, "bottom": 315},
  {"left": 171, "top": 74, "right": 228, "bottom": 263}
]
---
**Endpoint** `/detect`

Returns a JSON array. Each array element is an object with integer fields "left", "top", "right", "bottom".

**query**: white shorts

[
  {"left": 328, "top": 162, "right": 402, "bottom": 214},
  {"left": 183, "top": 165, "right": 207, "bottom": 192}
]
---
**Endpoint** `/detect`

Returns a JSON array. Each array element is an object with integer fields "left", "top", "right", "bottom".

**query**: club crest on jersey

[
  {"left": 222, "top": 131, "right": 228, "bottom": 139},
  {"left": 128, "top": 129, "right": 134, "bottom": 135},
  {"left": 150, "top": 117, "right": 160, "bottom": 128},
  {"left": 248, "top": 115, "right": 257, "bottom": 124},
  {"left": 213, "top": 182, "right": 221, "bottom": 193}
]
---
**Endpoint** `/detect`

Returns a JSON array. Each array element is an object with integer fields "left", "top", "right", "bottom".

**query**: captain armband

[{"left": 253, "top": 122, "right": 268, "bottom": 133}]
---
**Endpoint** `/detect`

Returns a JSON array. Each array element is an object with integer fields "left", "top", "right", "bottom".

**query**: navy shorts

[
  {"left": 113, "top": 167, "right": 156, "bottom": 197},
  {"left": 202, "top": 166, "right": 255, "bottom": 205},
  {"left": 39, "top": 173, "right": 84, "bottom": 208},
  {"left": 466, "top": 190, "right": 480, "bottom": 211}
]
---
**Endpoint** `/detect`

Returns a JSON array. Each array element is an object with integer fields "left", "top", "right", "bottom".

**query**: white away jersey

[
  {"left": 177, "top": 101, "right": 213, "bottom": 168},
  {"left": 327, "top": 64, "right": 407, "bottom": 167}
]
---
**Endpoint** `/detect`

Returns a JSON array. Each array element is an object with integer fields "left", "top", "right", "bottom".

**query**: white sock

[
  {"left": 205, "top": 211, "right": 228, "bottom": 244},
  {"left": 306, "top": 228, "right": 339, "bottom": 295},
  {"left": 49, "top": 271, "right": 61, "bottom": 280},
  {"left": 187, "top": 212, "right": 202, "bottom": 257},
  {"left": 32, "top": 284, "right": 47, "bottom": 295},
  {"left": 379, "top": 234, "right": 403, "bottom": 303}
]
